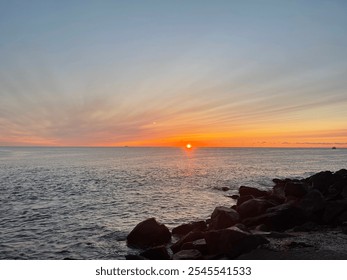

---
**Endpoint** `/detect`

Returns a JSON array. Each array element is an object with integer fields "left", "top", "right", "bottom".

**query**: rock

[
  {"left": 221, "top": 187, "right": 230, "bottom": 191},
  {"left": 172, "top": 249, "right": 202, "bottom": 260},
  {"left": 297, "top": 190, "right": 325, "bottom": 221},
  {"left": 210, "top": 206, "right": 239, "bottom": 230},
  {"left": 323, "top": 200, "right": 347, "bottom": 224},
  {"left": 323, "top": 200, "right": 347, "bottom": 225},
  {"left": 127, "top": 218, "right": 171, "bottom": 249},
  {"left": 181, "top": 238, "right": 208, "bottom": 254},
  {"left": 335, "top": 169, "right": 347, "bottom": 178},
  {"left": 237, "top": 195, "right": 254, "bottom": 206},
  {"left": 139, "top": 245, "right": 170, "bottom": 260},
  {"left": 170, "top": 231, "right": 205, "bottom": 253},
  {"left": 205, "top": 226, "right": 269, "bottom": 258},
  {"left": 237, "top": 198, "right": 275, "bottom": 219},
  {"left": 172, "top": 221, "right": 207, "bottom": 236},
  {"left": 272, "top": 178, "right": 290, "bottom": 198},
  {"left": 308, "top": 171, "right": 336, "bottom": 194},
  {"left": 239, "top": 186, "right": 268, "bottom": 198},
  {"left": 243, "top": 204, "right": 307, "bottom": 231},
  {"left": 337, "top": 210, "right": 347, "bottom": 224},
  {"left": 284, "top": 181, "right": 308, "bottom": 198},
  {"left": 292, "top": 221, "right": 320, "bottom": 232},
  {"left": 342, "top": 222, "right": 347, "bottom": 234},
  {"left": 230, "top": 194, "right": 240, "bottom": 200},
  {"left": 234, "top": 223, "right": 249, "bottom": 232},
  {"left": 265, "top": 194, "right": 285, "bottom": 205}
]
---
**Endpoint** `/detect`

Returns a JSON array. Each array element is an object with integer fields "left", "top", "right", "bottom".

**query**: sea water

[{"left": 1, "top": 147, "right": 346, "bottom": 259}]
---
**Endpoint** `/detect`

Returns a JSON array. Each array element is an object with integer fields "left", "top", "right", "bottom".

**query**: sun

[{"left": 186, "top": 143, "right": 192, "bottom": 149}]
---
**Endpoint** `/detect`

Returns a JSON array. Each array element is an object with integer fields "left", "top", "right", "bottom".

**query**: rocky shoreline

[{"left": 125, "top": 169, "right": 347, "bottom": 260}]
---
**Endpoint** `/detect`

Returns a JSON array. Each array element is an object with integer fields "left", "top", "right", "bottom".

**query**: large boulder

[
  {"left": 172, "top": 221, "right": 207, "bottom": 236},
  {"left": 323, "top": 200, "right": 347, "bottom": 224},
  {"left": 205, "top": 226, "right": 268, "bottom": 258},
  {"left": 127, "top": 218, "right": 171, "bottom": 249},
  {"left": 237, "top": 198, "right": 275, "bottom": 219},
  {"left": 209, "top": 206, "right": 239, "bottom": 230},
  {"left": 237, "top": 194, "right": 254, "bottom": 206},
  {"left": 243, "top": 204, "right": 307, "bottom": 231},
  {"left": 297, "top": 190, "right": 326, "bottom": 222},
  {"left": 239, "top": 186, "right": 268, "bottom": 198},
  {"left": 308, "top": 171, "right": 337, "bottom": 194},
  {"left": 284, "top": 181, "right": 308, "bottom": 198}
]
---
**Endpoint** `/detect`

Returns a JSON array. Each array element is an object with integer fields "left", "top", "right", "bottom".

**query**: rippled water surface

[{"left": 1, "top": 147, "right": 346, "bottom": 259}]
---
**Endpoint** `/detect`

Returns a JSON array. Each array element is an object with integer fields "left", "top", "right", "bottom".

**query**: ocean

[{"left": 1, "top": 147, "right": 346, "bottom": 259}]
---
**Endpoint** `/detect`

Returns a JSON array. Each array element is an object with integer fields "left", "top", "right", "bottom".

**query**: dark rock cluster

[{"left": 126, "top": 169, "right": 347, "bottom": 260}]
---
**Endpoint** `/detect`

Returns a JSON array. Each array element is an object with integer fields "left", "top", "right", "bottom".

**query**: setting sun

[{"left": 186, "top": 143, "right": 192, "bottom": 149}]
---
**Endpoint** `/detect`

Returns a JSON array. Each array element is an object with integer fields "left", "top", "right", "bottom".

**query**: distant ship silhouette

[{"left": 332, "top": 146, "right": 337, "bottom": 149}]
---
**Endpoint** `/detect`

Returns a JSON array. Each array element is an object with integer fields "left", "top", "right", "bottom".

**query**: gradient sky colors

[{"left": 1, "top": 0, "right": 347, "bottom": 147}]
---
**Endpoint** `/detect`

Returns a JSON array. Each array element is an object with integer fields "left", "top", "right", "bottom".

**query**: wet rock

[
  {"left": 127, "top": 218, "right": 171, "bottom": 249},
  {"left": 230, "top": 194, "right": 240, "bottom": 200},
  {"left": 221, "top": 187, "right": 230, "bottom": 191},
  {"left": 170, "top": 231, "right": 205, "bottom": 253},
  {"left": 210, "top": 206, "right": 239, "bottom": 230},
  {"left": 284, "top": 181, "right": 308, "bottom": 198},
  {"left": 139, "top": 245, "right": 170, "bottom": 260},
  {"left": 205, "top": 226, "right": 268, "bottom": 258},
  {"left": 172, "top": 221, "right": 207, "bottom": 236},
  {"left": 239, "top": 186, "right": 268, "bottom": 198},
  {"left": 172, "top": 249, "right": 202, "bottom": 260},
  {"left": 237, "top": 198, "right": 275, "bottom": 219}
]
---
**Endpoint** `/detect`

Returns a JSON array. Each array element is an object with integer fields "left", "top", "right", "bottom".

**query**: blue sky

[{"left": 1, "top": 0, "right": 347, "bottom": 146}]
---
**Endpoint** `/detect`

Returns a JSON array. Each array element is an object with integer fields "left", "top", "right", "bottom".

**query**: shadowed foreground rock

[
  {"left": 127, "top": 218, "right": 171, "bottom": 249},
  {"left": 126, "top": 169, "right": 347, "bottom": 259}
]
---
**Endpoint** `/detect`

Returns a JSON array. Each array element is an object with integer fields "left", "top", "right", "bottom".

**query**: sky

[{"left": 1, "top": 0, "right": 347, "bottom": 147}]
